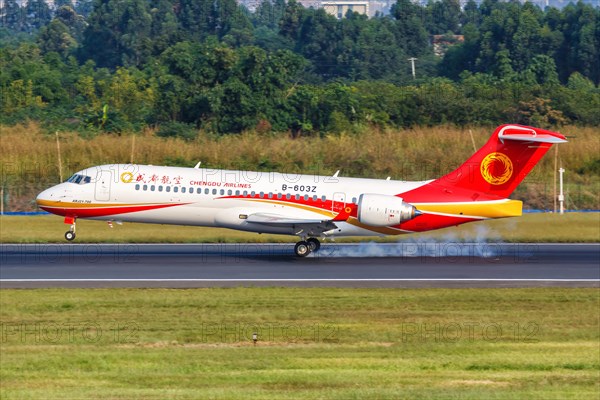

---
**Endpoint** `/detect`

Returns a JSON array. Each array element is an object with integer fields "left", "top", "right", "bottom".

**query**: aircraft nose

[{"left": 36, "top": 188, "right": 55, "bottom": 207}]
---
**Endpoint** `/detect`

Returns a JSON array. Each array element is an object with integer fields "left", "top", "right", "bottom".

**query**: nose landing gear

[
  {"left": 294, "top": 237, "right": 321, "bottom": 257},
  {"left": 64, "top": 216, "right": 76, "bottom": 241}
]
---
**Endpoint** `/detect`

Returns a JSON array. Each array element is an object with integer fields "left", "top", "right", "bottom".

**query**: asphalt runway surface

[{"left": 1, "top": 243, "right": 598, "bottom": 288}]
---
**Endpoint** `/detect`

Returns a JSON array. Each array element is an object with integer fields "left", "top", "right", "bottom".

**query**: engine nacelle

[{"left": 357, "top": 193, "right": 419, "bottom": 227}]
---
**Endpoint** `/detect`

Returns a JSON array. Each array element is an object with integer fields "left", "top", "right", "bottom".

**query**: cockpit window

[{"left": 67, "top": 174, "right": 92, "bottom": 185}]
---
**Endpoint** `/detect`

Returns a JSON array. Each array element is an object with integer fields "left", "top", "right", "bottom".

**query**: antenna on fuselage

[
  {"left": 194, "top": 162, "right": 202, "bottom": 169},
  {"left": 333, "top": 170, "right": 340, "bottom": 178}
]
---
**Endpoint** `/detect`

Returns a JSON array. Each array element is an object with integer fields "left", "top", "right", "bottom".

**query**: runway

[{"left": 1, "top": 243, "right": 598, "bottom": 288}]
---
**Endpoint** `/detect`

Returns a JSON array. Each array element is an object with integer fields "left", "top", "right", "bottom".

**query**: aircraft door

[
  {"left": 95, "top": 170, "right": 112, "bottom": 201},
  {"left": 332, "top": 192, "right": 346, "bottom": 215}
]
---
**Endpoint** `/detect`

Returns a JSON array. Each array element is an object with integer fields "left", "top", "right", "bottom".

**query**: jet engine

[{"left": 357, "top": 193, "right": 420, "bottom": 227}]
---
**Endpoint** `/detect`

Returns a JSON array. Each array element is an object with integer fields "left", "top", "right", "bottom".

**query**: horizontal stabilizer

[{"left": 498, "top": 125, "right": 567, "bottom": 144}]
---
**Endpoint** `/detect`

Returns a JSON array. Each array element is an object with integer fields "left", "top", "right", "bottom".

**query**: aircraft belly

[{"left": 88, "top": 204, "right": 217, "bottom": 227}]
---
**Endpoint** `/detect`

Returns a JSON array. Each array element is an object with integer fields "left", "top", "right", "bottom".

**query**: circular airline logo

[
  {"left": 480, "top": 152, "right": 513, "bottom": 185},
  {"left": 120, "top": 172, "right": 133, "bottom": 183}
]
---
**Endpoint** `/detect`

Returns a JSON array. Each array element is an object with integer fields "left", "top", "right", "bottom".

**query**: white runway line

[{"left": 2, "top": 279, "right": 599, "bottom": 283}]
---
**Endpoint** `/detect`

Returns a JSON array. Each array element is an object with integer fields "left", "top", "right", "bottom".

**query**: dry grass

[{"left": 1, "top": 123, "right": 598, "bottom": 210}]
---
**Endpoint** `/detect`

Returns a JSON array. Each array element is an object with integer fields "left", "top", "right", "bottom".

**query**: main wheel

[
  {"left": 294, "top": 241, "right": 311, "bottom": 257},
  {"left": 307, "top": 238, "right": 321, "bottom": 252},
  {"left": 65, "top": 231, "right": 76, "bottom": 241}
]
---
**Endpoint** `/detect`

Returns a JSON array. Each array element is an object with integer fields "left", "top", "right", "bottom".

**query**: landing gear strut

[{"left": 294, "top": 238, "right": 321, "bottom": 257}]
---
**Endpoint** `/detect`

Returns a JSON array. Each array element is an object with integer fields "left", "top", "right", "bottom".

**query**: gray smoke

[{"left": 314, "top": 225, "right": 502, "bottom": 258}]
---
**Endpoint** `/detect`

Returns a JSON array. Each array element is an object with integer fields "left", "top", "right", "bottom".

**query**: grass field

[
  {"left": 1, "top": 212, "right": 599, "bottom": 243},
  {"left": 0, "top": 288, "right": 598, "bottom": 399}
]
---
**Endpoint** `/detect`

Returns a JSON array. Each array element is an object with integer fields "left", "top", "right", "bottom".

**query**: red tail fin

[
  {"left": 439, "top": 125, "right": 566, "bottom": 198},
  {"left": 402, "top": 125, "right": 567, "bottom": 202}
]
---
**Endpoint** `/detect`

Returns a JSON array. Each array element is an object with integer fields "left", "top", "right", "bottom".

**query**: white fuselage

[{"left": 37, "top": 164, "right": 431, "bottom": 237}]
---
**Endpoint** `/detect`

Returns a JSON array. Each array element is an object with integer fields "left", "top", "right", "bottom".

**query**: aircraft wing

[{"left": 245, "top": 213, "right": 338, "bottom": 237}]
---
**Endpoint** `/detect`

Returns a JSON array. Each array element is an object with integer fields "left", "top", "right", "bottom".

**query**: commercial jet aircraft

[{"left": 36, "top": 124, "right": 566, "bottom": 256}]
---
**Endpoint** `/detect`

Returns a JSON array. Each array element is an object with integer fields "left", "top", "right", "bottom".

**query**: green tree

[
  {"left": 0, "top": 0, "right": 25, "bottom": 32},
  {"left": 81, "top": 0, "right": 153, "bottom": 68},
  {"left": 279, "top": 0, "right": 304, "bottom": 42},
  {"left": 391, "top": 0, "right": 430, "bottom": 57},
  {"left": 24, "top": 0, "right": 52, "bottom": 32},
  {"left": 37, "top": 19, "right": 76, "bottom": 57},
  {"left": 426, "top": 0, "right": 461, "bottom": 34},
  {"left": 512, "top": 8, "right": 542, "bottom": 72}
]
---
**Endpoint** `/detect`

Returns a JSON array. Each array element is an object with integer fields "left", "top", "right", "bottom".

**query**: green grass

[
  {"left": 0, "top": 288, "right": 599, "bottom": 399},
  {"left": 1, "top": 212, "right": 599, "bottom": 243}
]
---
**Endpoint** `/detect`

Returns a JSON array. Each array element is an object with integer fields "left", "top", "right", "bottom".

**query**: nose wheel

[
  {"left": 294, "top": 238, "right": 321, "bottom": 257},
  {"left": 65, "top": 230, "right": 76, "bottom": 241}
]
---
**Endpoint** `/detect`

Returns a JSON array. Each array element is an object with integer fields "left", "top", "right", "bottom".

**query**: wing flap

[
  {"left": 245, "top": 213, "right": 338, "bottom": 236},
  {"left": 246, "top": 213, "right": 327, "bottom": 225}
]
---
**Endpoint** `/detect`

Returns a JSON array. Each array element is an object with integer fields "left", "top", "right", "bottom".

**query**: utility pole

[
  {"left": 55, "top": 131, "right": 63, "bottom": 182},
  {"left": 130, "top": 134, "right": 136, "bottom": 164},
  {"left": 408, "top": 57, "right": 417, "bottom": 79},
  {"left": 558, "top": 168, "right": 565, "bottom": 215}
]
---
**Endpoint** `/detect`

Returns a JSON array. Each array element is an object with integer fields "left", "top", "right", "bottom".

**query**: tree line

[{"left": 1, "top": 0, "right": 598, "bottom": 135}]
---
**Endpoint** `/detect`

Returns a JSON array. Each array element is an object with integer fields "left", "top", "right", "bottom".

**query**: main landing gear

[{"left": 294, "top": 238, "right": 321, "bottom": 257}]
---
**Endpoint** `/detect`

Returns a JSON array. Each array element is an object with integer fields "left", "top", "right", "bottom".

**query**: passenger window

[
  {"left": 158, "top": 186, "right": 163, "bottom": 192},
  {"left": 174, "top": 187, "right": 178, "bottom": 193},
  {"left": 352, "top": 197, "right": 357, "bottom": 203},
  {"left": 143, "top": 184, "right": 148, "bottom": 191},
  {"left": 268, "top": 193, "right": 273, "bottom": 199},
  {"left": 304, "top": 194, "right": 308, "bottom": 201},
  {"left": 321, "top": 195, "right": 326, "bottom": 202},
  {"left": 205, "top": 188, "right": 209, "bottom": 195},
  {"left": 135, "top": 184, "right": 140, "bottom": 190},
  {"left": 220, "top": 189, "right": 224, "bottom": 195},
  {"left": 286, "top": 194, "right": 291, "bottom": 200},
  {"left": 251, "top": 191, "right": 256, "bottom": 197},
  {"left": 243, "top": 191, "right": 248, "bottom": 197},
  {"left": 295, "top": 194, "right": 300, "bottom": 200},
  {"left": 312, "top": 195, "right": 317, "bottom": 201},
  {"left": 197, "top": 188, "right": 202, "bottom": 194},
  {"left": 227, "top": 190, "right": 232, "bottom": 195},
  {"left": 235, "top": 190, "right": 240, "bottom": 196},
  {"left": 278, "top": 193, "right": 282, "bottom": 199},
  {"left": 150, "top": 185, "right": 155, "bottom": 191},
  {"left": 166, "top": 186, "right": 171, "bottom": 192},
  {"left": 212, "top": 189, "right": 217, "bottom": 195},
  {"left": 259, "top": 192, "right": 264, "bottom": 198},
  {"left": 182, "top": 187, "right": 186, "bottom": 194}
]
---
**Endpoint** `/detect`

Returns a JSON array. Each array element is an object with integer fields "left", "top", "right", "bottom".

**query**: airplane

[{"left": 36, "top": 124, "right": 566, "bottom": 257}]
